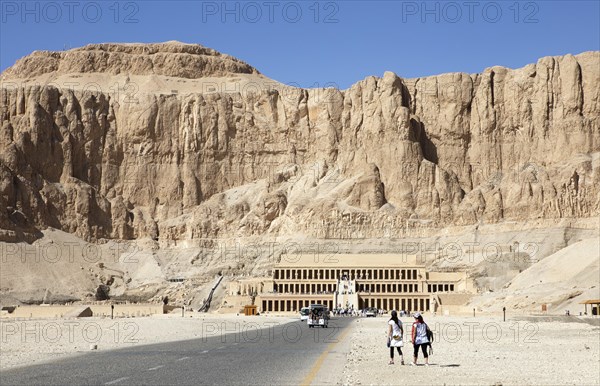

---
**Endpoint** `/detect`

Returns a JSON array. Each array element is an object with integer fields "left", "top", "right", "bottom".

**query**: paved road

[{"left": 0, "top": 317, "right": 355, "bottom": 385}]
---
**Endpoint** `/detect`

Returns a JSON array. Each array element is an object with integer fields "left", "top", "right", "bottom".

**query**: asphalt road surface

[{"left": 0, "top": 317, "right": 355, "bottom": 385}]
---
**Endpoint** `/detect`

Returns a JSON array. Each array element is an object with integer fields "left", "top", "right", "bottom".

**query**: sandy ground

[
  {"left": 3, "top": 313, "right": 600, "bottom": 385},
  {"left": 0, "top": 314, "right": 296, "bottom": 371},
  {"left": 342, "top": 315, "right": 600, "bottom": 386}
]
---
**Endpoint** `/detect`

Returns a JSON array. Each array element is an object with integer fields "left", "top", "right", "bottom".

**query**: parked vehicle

[
  {"left": 300, "top": 307, "right": 310, "bottom": 321},
  {"left": 365, "top": 307, "right": 377, "bottom": 317}
]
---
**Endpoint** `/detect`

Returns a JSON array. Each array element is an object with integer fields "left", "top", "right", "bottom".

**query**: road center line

[
  {"left": 178, "top": 357, "right": 190, "bottom": 361},
  {"left": 148, "top": 365, "right": 165, "bottom": 371},
  {"left": 301, "top": 325, "right": 353, "bottom": 386},
  {"left": 105, "top": 377, "right": 129, "bottom": 385}
]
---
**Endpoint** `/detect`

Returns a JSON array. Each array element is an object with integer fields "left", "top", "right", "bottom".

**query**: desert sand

[{"left": 343, "top": 315, "right": 600, "bottom": 386}]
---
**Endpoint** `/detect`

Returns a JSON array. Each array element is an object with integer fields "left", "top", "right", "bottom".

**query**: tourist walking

[
  {"left": 387, "top": 310, "right": 404, "bottom": 365},
  {"left": 411, "top": 312, "right": 429, "bottom": 366}
]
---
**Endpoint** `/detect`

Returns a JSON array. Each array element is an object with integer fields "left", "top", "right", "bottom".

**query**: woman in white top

[{"left": 387, "top": 310, "right": 404, "bottom": 365}]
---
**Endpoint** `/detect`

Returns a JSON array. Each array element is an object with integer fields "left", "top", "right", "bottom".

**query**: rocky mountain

[{"left": 1, "top": 42, "right": 598, "bottom": 243}]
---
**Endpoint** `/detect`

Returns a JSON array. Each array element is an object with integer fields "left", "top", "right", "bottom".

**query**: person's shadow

[{"left": 439, "top": 364, "right": 461, "bottom": 367}]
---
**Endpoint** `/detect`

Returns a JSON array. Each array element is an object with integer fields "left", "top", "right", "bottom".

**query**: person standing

[
  {"left": 387, "top": 310, "right": 404, "bottom": 365},
  {"left": 411, "top": 312, "right": 429, "bottom": 366}
]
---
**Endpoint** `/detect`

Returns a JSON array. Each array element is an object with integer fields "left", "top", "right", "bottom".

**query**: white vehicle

[
  {"left": 300, "top": 307, "right": 310, "bottom": 321},
  {"left": 365, "top": 307, "right": 377, "bottom": 317}
]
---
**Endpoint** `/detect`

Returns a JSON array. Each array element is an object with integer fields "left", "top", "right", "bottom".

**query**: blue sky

[{"left": 1, "top": 0, "right": 599, "bottom": 88}]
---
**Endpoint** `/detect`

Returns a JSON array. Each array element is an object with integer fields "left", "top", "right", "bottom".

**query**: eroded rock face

[
  {"left": 2, "top": 42, "right": 259, "bottom": 79},
  {"left": 0, "top": 43, "right": 598, "bottom": 242}
]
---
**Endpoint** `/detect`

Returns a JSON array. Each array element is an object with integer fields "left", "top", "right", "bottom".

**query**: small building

[
  {"left": 580, "top": 299, "right": 600, "bottom": 315},
  {"left": 244, "top": 305, "right": 258, "bottom": 316}
]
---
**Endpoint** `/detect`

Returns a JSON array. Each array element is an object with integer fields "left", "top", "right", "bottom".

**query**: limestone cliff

[
  {"left": 2, "top": 42, "right": 259, "bottom": 79},
  {"left": 0, "top": 42, "right": 598, "bottom": 242}
]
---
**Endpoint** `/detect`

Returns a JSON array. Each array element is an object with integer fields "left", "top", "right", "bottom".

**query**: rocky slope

[{"left": 0, "top": 42, "right": 598, "bottom": 244}]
